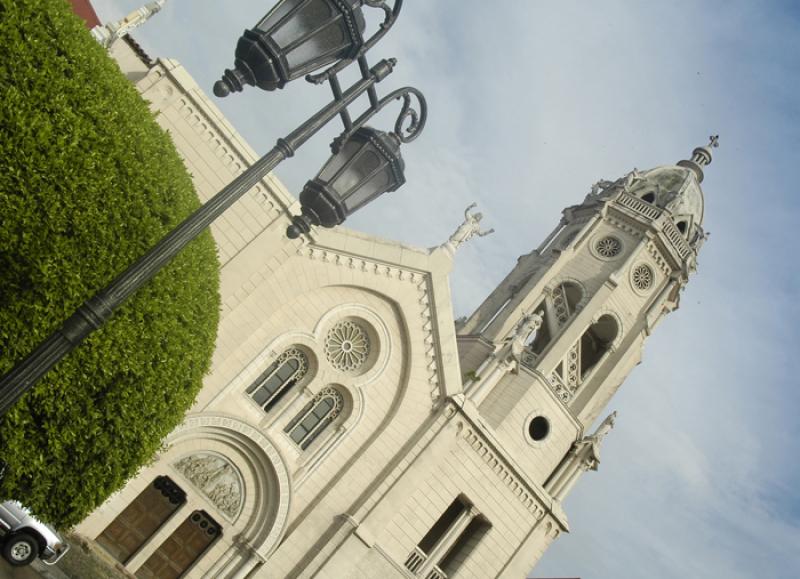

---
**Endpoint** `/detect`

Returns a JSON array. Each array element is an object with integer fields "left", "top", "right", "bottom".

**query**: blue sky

[{"left": 92, "top": 1, "right": 800, "bottom": 577}]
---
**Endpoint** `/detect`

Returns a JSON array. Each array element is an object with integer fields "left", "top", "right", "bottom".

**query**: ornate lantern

[
  {"left": 214, "top": 0, "right": 367, "bottom": 96},
  {"left": 287, "top": 126, "right": 405, "bottom": 238}
]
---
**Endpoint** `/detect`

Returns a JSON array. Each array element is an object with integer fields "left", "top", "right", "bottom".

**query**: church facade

[{"left": 74, "top": 7, "right": 713, "bottom": 578}]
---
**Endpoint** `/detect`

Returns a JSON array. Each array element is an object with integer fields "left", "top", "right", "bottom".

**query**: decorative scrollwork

[
  {"left": 392, "top": 88, "right": 426, "bottom": 143},
  {"left": 364, "top": 0, "right": 395, "bottom": 26},
  {"left": 345, "top": 87, "right": 427, "bottom": 145}
]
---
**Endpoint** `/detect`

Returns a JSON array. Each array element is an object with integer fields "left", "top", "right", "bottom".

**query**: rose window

[
  {"left": 632, "top": 264, "right": 655, "bottom": 291},
  {"left": 595, "top": 236, "right": 622, "bottom": 258},
  {"left": 325, "top": 321, "right": 370, "bottom": 372}
]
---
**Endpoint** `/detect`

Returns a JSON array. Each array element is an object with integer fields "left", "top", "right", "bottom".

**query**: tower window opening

[
  {"left": 676, "top": 220, "right": 688, "bottom": 235},
  {"left": 641, "top": 192, "right": 656, "bottom": 204},
  {"left": 528, "top": 416, "right": 550, "bottom": 442},
  {"left": 406, "top": 496, "right": 487, "bottom": 577},
  {"left": 438, "top": 516, "right": 492, "bottom": 577},
  {"left": 579, "top": 315, "right": 619, "bottom": 380},
  {"left": 418, "top": 498, "right": 467, "bottom": 554},
  {"left": 528, "top": 311, "right": 552, "bottom": 355}
]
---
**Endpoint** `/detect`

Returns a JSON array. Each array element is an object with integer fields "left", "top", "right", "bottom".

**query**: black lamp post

[{"left": 0, "top": 0, "right": 426, "bottom": 416}]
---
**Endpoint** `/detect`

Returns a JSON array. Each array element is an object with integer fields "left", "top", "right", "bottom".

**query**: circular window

[
  {"left": 325, "top": 320, "right": 371, "bottom": 373},
  {"left": 632, "top": 264, "right": 655, "bottom": 291},
  {"left": 595, "top": 236, "right": 623, "bottom": 258},
  {"left": 528, "top": 416, "right": 550, "bottom": 442}
]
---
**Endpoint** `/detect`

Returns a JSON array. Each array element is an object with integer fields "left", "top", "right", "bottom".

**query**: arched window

[
  {"left": 247, "top": 348, "right": 308, "bottom": 412},
  {"left": 676, "top": 220, "right": 688, "bottom": 235},
  {"left": 530, "top": 282, "right": 584, "bottom": 356},
  {"left": 285, "top": 387, "right": 344, "bottom": 450},
  {"left": 641, "top": 191, "right": 656, "bottom": 204},
  {"left": 579, "top": 315, "right": 619, "bottom": 380}
]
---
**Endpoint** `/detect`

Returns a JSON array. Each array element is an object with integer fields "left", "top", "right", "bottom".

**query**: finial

[{"left": 677, "top": 134, "right": 719, "bottom": 183}]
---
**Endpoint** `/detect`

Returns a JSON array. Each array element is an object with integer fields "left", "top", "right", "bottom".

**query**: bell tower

[{"left": 457, "top": 138, "right": 714, "bottom": 466}]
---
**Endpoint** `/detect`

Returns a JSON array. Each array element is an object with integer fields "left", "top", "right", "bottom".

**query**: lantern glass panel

[
  {"left": 273, "top": 0, "right": 334, "bottom": 47},
  {"left": 256, "top": 0, "right": 300, "bottom": 32},
  {"left": 319, "top": 139, "right": 361, "bottom": 182},
  {"left": 337, "top": 149, "right": 382, "bottom": 201},
  {"left": 285, "top": 20, "right": 348, "bottom": 70},
  {"left": 343, "top": 168, "right": 391, "bottom": 212}
]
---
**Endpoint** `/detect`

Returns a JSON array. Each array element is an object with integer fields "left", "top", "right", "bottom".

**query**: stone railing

[
  {"left": 404, "top": 547, "right": 448, "bottom": 579},
  {"left": 405, "top": 547, "right": 427, "bottom": 574},
  {"left": 615, "top": 192, "right": 662, "bottom": 220},
  {"left": 615, "top": 192, "right": 693, "bottom": 261},
  {"left": 661, "top": 219, "right": 692, "bottom": 260}
]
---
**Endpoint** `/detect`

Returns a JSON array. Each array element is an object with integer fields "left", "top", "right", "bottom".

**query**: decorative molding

[
  {"left": 174, "top": 453, "right": 243, "bottom": 519},
  {"left": 605, "top": 215, "right": 647, "bottom": 239},
  {"left": 169, "top": 414, "right": 291, "bottom": 558},
  {"left": 299, "top": 245, "right": 443, "bottom": 404},
  {"left": 594, "top": 235, "right": 623, "bottom": 259},
  {"left": 646, "top": 241, "right": 673, "bottom": 277},
  {"left": 324, "top": 320, "right": 371, "bottom": 373},
  {"left": 460, "top": 426, "right": 547, "bottom": 520},
  {"left": 631, "top": 263, "right": 656, "bottom": 293}
]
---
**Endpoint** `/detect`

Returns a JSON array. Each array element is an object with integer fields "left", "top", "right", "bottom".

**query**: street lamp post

[{"left": 0, "top": 0, "right": 426, "bottom": 416}]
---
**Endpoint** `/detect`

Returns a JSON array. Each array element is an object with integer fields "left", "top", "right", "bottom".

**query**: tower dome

[
  {"left": 626, "top": 165, "right": 704, "bottom": 234},
  {"left": 592, "top": 136, "right": 718, "bottom": 245}
]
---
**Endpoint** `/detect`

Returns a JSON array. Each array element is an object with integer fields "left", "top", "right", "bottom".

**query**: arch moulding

[{"left": 169, "top": 414, "right": 291, "bottom": 558}]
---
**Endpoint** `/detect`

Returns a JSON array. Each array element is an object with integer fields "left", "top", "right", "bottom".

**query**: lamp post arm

[{"left": 0, "top": 58, "right": 397, "bottom": 417}]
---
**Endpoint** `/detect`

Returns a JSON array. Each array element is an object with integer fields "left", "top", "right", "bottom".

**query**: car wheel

[{"left": 2, "top": 532, "right": 39, "bottom": 566}]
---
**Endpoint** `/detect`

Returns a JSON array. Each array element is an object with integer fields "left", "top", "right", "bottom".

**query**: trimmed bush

[{"left": 0, "top": 0, "right": 220, "bottom": 528}]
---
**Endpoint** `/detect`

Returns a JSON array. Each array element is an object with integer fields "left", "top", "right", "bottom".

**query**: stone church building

[{"left": 73, "top": 3, "right": 713, "bottom": 578}]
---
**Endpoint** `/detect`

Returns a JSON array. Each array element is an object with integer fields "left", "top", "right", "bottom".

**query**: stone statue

[
  {"left": 622, "top": 168, "right": 645, "bottom": 192},
  {"left": 506, "top": 310, "right": 544, "bottom": 372},
  {"left": 589, "top": 179, "right": 615, "bottom": 197},
  {"left": 691, "top": 227, "right": 710, "bottom": 252},
  {"left": 445, "top": 203, "right": 494, "bottom": 251},
  {"left": 590, "top": 410, "right": 617, "bottom": 443},
  {"left": 92, "top": 1, "right": 168, "bottom": 48}
]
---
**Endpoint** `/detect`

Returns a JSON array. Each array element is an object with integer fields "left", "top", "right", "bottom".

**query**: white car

[{"left": 0, "top": 501, "right": 70, "bottom": 567}]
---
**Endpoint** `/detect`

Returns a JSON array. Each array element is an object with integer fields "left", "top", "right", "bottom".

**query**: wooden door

[
  {"left": 136, "top": 510, "right": 221, "bottom": 579},
  {"left": 96, "top": 476, "right": 185, "bottom": 563}
]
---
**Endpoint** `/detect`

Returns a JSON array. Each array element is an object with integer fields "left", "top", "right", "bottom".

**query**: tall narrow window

[
  {"left": 247, "top": 347, "right": 308, "bottom": 412},
  {"left": 438, "top": 516, "right": 492, "bottom": 577},
  {"left": 579, "top": 315, "right": 619, "bottom": 380},
  {"left": 405, "top": 496, "right": 489, "bottom": 578},
  {"left": 284, "top": 387, "right": 344, "bottom": 450}
]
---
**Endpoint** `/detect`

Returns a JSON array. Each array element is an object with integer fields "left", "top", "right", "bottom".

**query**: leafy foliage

[{"left": 0, "top": 0, "right": 220, "bottom": 528}]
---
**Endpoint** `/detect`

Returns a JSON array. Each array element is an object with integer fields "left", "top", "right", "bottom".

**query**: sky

[{"left": 91, "top": 1, "right": 800, "bottom": 577}]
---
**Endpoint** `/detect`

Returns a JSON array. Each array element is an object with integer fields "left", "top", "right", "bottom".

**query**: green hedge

[{"left": 0, "top": 0, "right": 220, "bottom": 528}]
